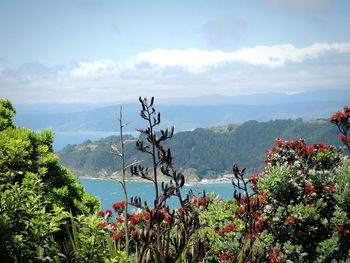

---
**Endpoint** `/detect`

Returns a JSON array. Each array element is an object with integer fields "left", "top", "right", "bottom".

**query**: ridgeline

[{"left": 57, "top": 118, "right": 340, "bottom": 180}]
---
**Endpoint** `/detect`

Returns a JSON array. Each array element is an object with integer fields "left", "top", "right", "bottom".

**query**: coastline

[{"left": 77, "top": 175, "right": 237, "bottom": 185}]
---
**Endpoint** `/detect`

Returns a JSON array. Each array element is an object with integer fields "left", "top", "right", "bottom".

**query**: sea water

[
  {"left": 79, "top": 178, "right": 238, "bottom": 211},
  {"left": 54, "top": 132, "right": 245, "bottom": 210}
]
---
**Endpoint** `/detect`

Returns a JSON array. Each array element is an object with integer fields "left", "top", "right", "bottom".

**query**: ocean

[
  {"left": 54, "top": 132, "right": 243, "bottom": 210},
  {"left": 79, "top": 178, "right": 238, "bottom": 211}
]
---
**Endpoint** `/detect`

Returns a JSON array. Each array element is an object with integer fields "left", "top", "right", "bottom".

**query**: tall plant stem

[
  {"left": 147, "top": 110, "right": 164, "bottom": 262},
  {"left": 118, "top": 106, "right": 129, "bottom": 257}
]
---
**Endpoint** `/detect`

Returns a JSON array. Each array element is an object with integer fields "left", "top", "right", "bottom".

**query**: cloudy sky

[{"left": 1, "top": 0, "right": 350, "bottom": 103}]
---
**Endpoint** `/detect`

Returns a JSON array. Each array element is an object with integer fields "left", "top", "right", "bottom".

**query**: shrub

[
  {"left": 251, "top": 138, "right": 350, "bottom": 262},
  {"left": 0, "top": 98, "right": 99, "bottom": 262}
]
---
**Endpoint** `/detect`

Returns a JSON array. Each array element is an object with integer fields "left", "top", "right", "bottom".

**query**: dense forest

[{"left": 57, "top": 118, "right": 340, "bottom": 179}]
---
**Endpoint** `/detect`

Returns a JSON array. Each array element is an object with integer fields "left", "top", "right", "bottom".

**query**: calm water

[
  {"left": 79, "top": 179, "right": 237, "bottom": 211},
  {"left": 56, "top": 132, "right": 243, "bottom": 210}
]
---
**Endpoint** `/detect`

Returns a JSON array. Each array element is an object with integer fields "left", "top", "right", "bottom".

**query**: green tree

[{"left": 0, "top": 98, "right": 99, "bottom": 262}]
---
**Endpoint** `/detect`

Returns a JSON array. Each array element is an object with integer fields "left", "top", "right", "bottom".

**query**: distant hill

[
  {"left": 13, "top": 89, "right": 350, "bottom": 132},
  {"left": 159, "top": 88, "right": 350, "bottom": 106},
  {"left": 57, "top": 119, "right": 341, "bottom": 180}
]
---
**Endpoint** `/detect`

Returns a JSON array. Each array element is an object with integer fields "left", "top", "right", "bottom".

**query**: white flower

[
  {"left": 309, "top": 169, "right": 316, "bottom": 176},
  {"left": 264, "top": 205, "right": 272, "bottom": 213}
]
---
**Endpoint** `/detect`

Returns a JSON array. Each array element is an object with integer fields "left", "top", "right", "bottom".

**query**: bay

[{"left": 79, "top": 178, "right": 238, "bottom": 211}]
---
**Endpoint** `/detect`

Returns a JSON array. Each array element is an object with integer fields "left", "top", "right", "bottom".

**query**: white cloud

[
  {"left": 136, "top": 42, "right": 350, "bottom": 68},
  {"left": 1, "top": 42, "right": 350, "bottom": 103}
]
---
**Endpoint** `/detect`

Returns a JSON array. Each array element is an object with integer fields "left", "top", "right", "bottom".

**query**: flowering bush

[
  {"left": 331, "top": 106, "right": 350, "bottom": 151},
  {"left": 250, "top": 138, "right": 350, "bottom": 262},
  {"left": 197, "top": 136, "right": 349, "bottom": 262},
  {"left": 94, "top": 201, "right": 204, "bottom": 262}
]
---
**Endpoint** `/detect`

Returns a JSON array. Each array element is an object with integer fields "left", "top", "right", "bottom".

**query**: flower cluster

[
  {"left": 252, "top": 136, "right": 350, "bottom": 261},
  {"left": 330, "top": 106, "right": 350, "bottom": 123},
  {"left": 112, "top": 200, "right": 126, "bottom": 214},
  {"left": 192, "top": 196, "right": 210, "bottom": 207},
  {"left": 263, "top": 138, "right": 340, "bottom": 171},
  {"left": 97, "top": 209, "right": 113, "bottom": 219},
  {"left": 331, "top": 106, "right": 350, "bottom": 150},
  {"left": 95, "top": 202, "right": 179, "bottom": 250}
]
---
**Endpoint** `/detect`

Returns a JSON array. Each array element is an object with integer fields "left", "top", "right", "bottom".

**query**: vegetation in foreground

[{"left": 0, "top": 97, "right": 349, "bottom": 262}]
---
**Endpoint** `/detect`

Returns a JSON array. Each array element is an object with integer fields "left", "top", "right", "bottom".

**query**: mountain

[
  {"left": 158, "top": 88, "right": 350, "bottom": 105},
  {"left": 57, "top": 119, "right": 341, "bottom": 180},
  {"left": 13, "top": 89, "right": 349, "bottom": 132}
]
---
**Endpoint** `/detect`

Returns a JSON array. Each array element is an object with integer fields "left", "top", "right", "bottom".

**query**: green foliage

[
  {"left": 0, "top": 173, "right": 69, "bottom": 262},
  {"left": 58, "top": 119, "right": 340, "bottom": 179},
  {"left": 0, "top": 98, "right": 16, "bottom": 131},
  {"left": 252, "top": 139, "right": 350, "bottom": 262},
  {"left": 0, "top": 98, "right": 100, "bottom": 262},
  {"left": 67, "top": 213, "right": 127, "bottom": 262}
]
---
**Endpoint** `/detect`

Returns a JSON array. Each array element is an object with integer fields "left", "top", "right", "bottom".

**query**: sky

[{"left": 0, "top": 0, "right": 350, "bottom": 103}]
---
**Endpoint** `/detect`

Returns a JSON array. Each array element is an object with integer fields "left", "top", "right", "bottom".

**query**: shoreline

[{"left": 77, "top": 175, "right": 238, "bottom": 185}]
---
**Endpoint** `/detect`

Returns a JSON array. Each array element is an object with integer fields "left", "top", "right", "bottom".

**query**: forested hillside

[{"left": 57, "top": 118, "right": 340, "bottom": 179}]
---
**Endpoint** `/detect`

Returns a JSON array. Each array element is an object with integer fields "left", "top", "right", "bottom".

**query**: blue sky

[{"left": 0, "top": 0, "right": 350, "bottom": 103}]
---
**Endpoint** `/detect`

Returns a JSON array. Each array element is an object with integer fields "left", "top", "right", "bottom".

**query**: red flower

[
  {"left": 304, "top": 184, "right": 314, "bottom": 191},
  {"left": 249, "top": 173, "right": 259, "bottom": 180},
  {"left": 336, "top": 225, "right": 350, "bottom": 234},
  {"left": 307, "top": 146, "right": 314, "bottom": 155},
  {"left": 105, "top": 210, "right": 113, "bottom": 216},
  {"left": 286, "top": 216, "right": 295, "bottom": 225},
  {"left": 112, "top": 200, "right": 126, "bottom": 211},
  {"left": 193, "top": 197, "right": 206, "bottom": 206},
  {"left": 276, "top": 138, "right": 282, "bottom": 146},
  {"left": 130, "top": 213, "right": 144, "bottom": 224},
  {"left": 269, "top": 245, "right": 281, "bottom": 263},
  {"left": 220, "top": 252, "right": 232, "bottom": 261},
  {"left": 97, "top": 210, "right": 105, "bottom": 217},
  {"left": 260, "top": 190, "right": 267, "bottom": 200},
  {"left": 331, "top": 111, "right": 347, "bottom": 123},
  {"left": 97, "top": 222, "right": 107, "bottom": 228},
  {"left": 163, "top": 213, "right": 170, "bottom": 222},
  {"left": 336, "top": 225, "right": 344, "bottom": 232},
  {"left": 110, "top": 222, "right": 118, "bottom": 228},
  {"left": 251, "top": 213, "right": 260, "bottom": 220},
  {"left": 223, "top": 223, "right": 237, "bottom": 233},
  {"left": 338, "top": 134, "right": 346, "bottom": 141},
  {"left": 250, "top": 183, "right": 257, "bottom": 189},
  {"left": 237, "top": 208, "right": 245, "bottom": 214},
  {"left": 216, "top": 230, "right": 223, "bottom": 236},
  {"left": 329, "top": 185, "right": 336, "bottom": 193},
  {"left": 112, "top": 230, "right": 125, "bottom": 241}
]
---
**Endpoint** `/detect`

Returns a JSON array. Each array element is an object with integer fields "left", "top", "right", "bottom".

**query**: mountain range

[{"left": 13, "top": 89, "right": 350, "bottom": 132}]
